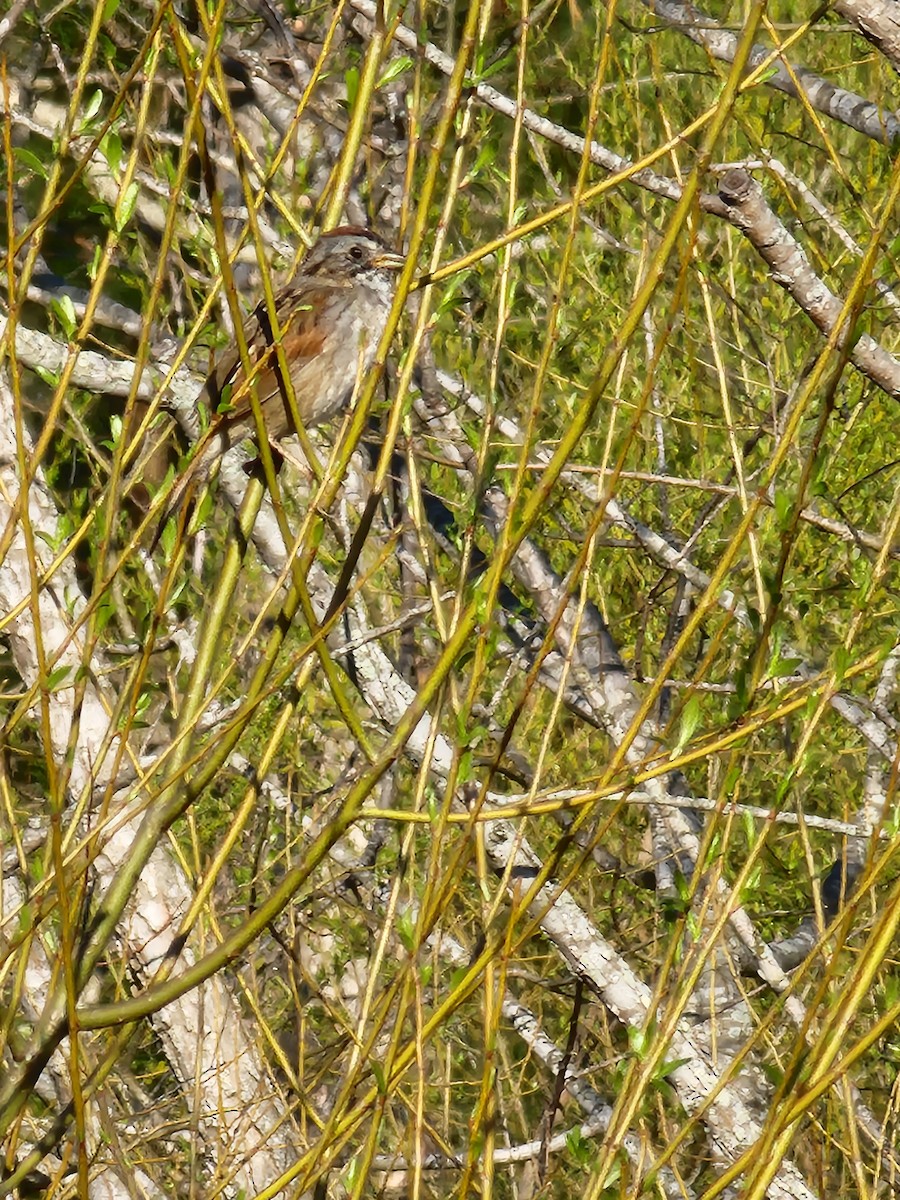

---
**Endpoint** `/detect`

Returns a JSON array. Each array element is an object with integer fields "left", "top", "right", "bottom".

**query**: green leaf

[
  {"left": 215, "top": 384, "right": 235, "bottom": 415},
  {"left": 727, "top": 661, "right": 751, "bottom": 721},
  {"left": 80, "top": 88, "right": 103, "bottom": 131},
  {"left": 882, "top": 975, "right": 900, "bottom": 1009},
  {"left": 160, "top": 518, "right": 176, "bottom": 559},
  {"left": 396, "top": 908, "right": 416, "bottom": 953},
  {"left": 426, "top": 789, "right": 438, "bottom": 821},
  {"left": 87, "top": 244, "right": 103, "bottom": 283},
  {"left": 704, "top": 830, "right": 723, "bottom": 867},
  {"left": 34, "top": 366, "right": 60, "bottom": 388},
  {"left": 343, "top": 1155, "right": 361, "bottom": 1192},
  {"left": 94, "top": 598, "right": 115, "bottom": 637},
  {"left": 100, "top": 130, "right": 122, "bottom": 177},
  {"left": 54, "top": 512, "right": 75, "bottom": 549},
  {"left": 467, "top": 724, "right": 489, "bottom": 750},
  {"left": 627, "top": 1025, "right": 649, "bottom": 1057},
  {"left": 470, "top": 49, "right": 516, "bottom": 84},
  {"left": 565, "top": 1126, "right": 593, "bottom": 1166},
  {"left": 830, "top": 644, "right": 851, "bottom": 685},
  {"left": 673, "top": 693, "right": 701, "bottom": 756},
  {"left": 14, "top": 147, "right": 48, "bottom": 179},
  {"left": 458, "top": 749, "right": 473, "bottom": 783},
  {"left": 741, "top": 809, "right": 756, "bottom": 843},
  {"left": 449, "top": 966, "right": 468, "bottom": 992},
  {"left": 115, "top": 180, "right": 139, "bottom": 231},
  {"left": 598, "top": 1158, "right": 622, "bottom": 1190},
  {"left": 655, "top": 1056, "right": 690, "bottom": 1079},
  {"left": 768, "top": 653, "right": 801, "bottom": 679},
  {"left": 773, "top": 488, "right": 792, "bottom": 530},
  {"left": 344, "top": 67, "right": 359, "bottom": 109},
  {"left": 377, "top": 55, "right": 413, "bottom": 88},
  {"left": 51, "top": 295, "right": 77, "bottom": 340},
  {"left": 46, "top": 665, "right": 72, "bottom": 691},
  {"left": 741, "top": 862, "right": 763, "bottom": 900}
]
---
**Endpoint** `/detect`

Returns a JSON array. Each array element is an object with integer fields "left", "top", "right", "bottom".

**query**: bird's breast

[{"left": 290, "top": 291, "right": 391, "bottom": 423}]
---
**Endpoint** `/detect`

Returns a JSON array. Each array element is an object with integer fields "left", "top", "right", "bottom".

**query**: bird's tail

[{"left": 150, "top": 438, "right": 222, "bottom": 552}]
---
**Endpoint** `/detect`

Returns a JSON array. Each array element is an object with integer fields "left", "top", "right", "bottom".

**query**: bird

[{"left": 156, "top": 225, "right": 406, "bottom": 539}]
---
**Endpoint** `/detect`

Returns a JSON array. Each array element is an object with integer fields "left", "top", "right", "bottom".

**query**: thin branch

[{"left": 642, "top": 0, "right": 900, "bottom": 144}]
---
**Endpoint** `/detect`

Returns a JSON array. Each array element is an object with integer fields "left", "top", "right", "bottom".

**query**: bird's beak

[{"left": 372, "top": 250, "right": 406, "bottom": 271}]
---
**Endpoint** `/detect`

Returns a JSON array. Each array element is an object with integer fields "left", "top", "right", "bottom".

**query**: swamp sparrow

[{"left": 159, "top": 226, "right": 405, "bottom": 532}]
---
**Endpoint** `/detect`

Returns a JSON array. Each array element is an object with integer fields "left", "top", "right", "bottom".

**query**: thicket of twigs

[{"left": 2, "top": 1, "right": 900, "bottom": 1197}]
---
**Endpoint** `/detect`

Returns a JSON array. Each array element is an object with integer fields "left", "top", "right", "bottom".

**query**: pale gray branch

[
  {"left": 833, "top": 0, "right": 900, "bottom": 74},
  {"left": 718, "top": 168, "right": 900, "bottom": 399},
  {"left": 643, "top": 0, "right": 900, "bottom": 144}
]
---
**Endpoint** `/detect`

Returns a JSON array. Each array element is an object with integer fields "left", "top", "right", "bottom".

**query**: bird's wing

[{"left": 203, "top": 282, "right": 343, "bottom": 419}]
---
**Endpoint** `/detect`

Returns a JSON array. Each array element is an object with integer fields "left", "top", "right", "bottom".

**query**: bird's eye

[{"left": 349, "top": 245, "right": 364, "bottom": 261}]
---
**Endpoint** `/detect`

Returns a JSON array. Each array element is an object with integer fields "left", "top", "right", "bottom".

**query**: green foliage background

[{"left": 2, "top": 0, "right": 900, "bottom": 1197}]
